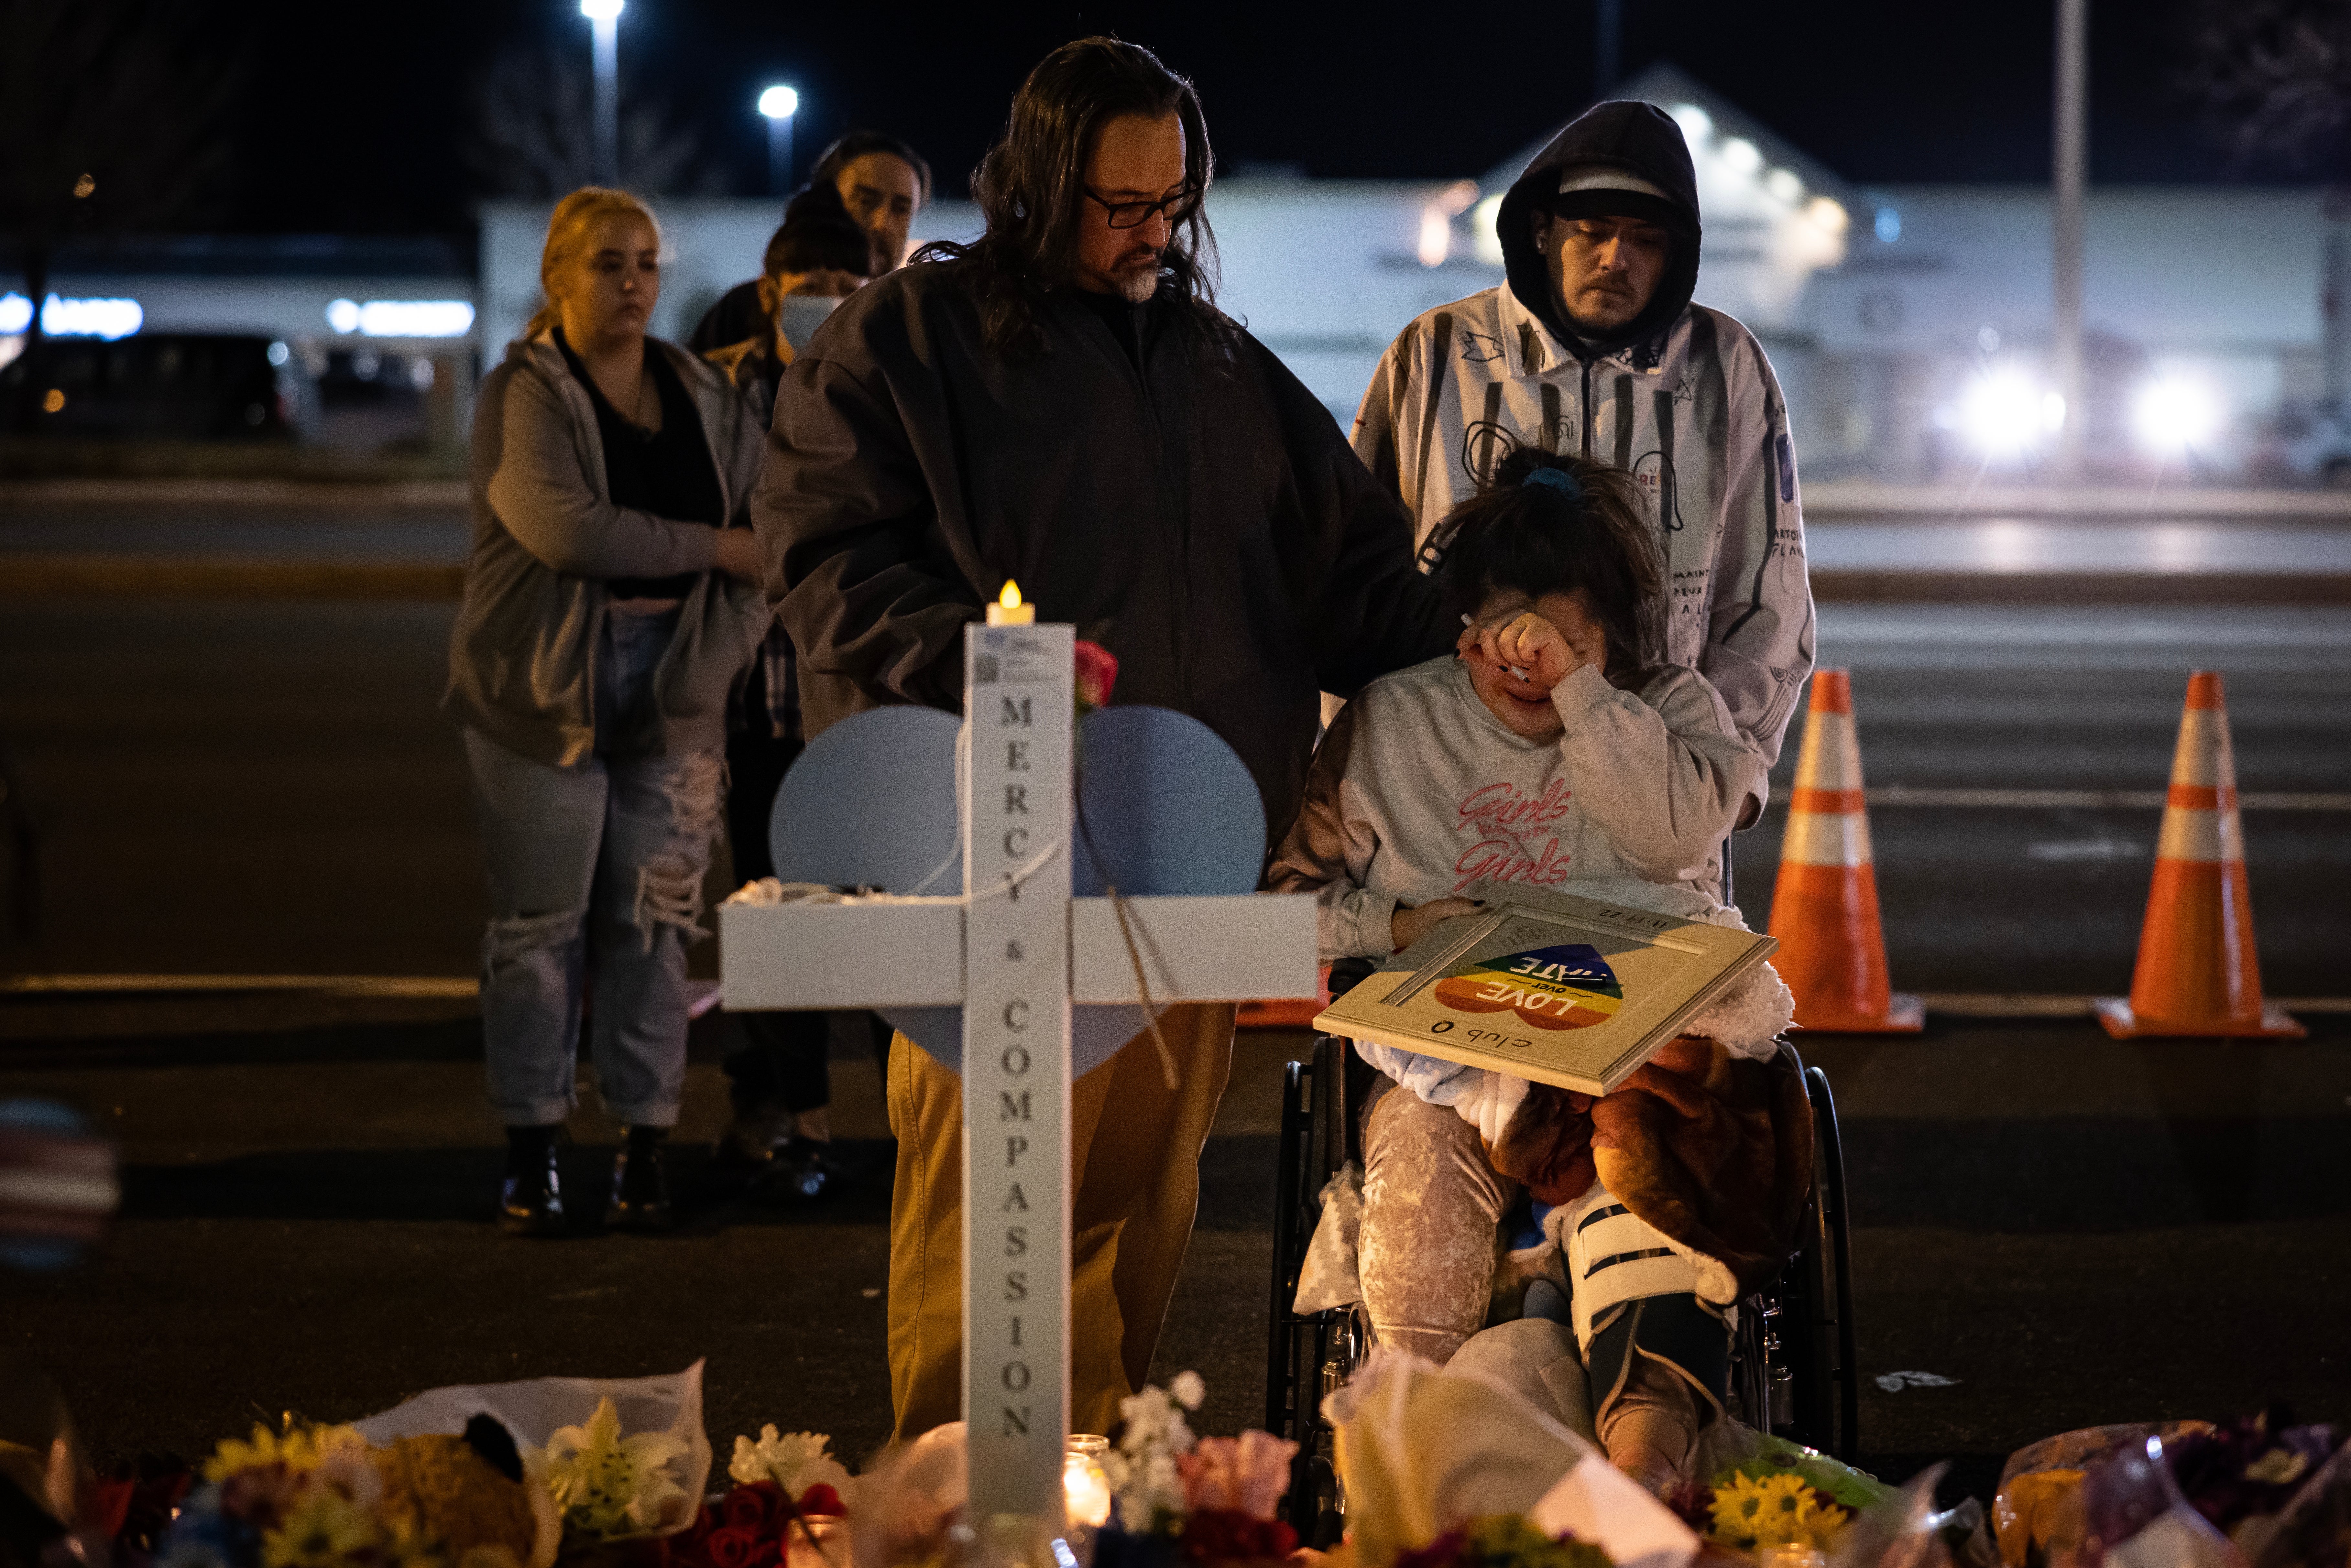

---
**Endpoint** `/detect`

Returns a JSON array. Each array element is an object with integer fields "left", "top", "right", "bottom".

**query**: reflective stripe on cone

[
  {"left": 2095, "top": 671, "right": 2302, "bottom": 1039},
  {"left": 1767, "top": 669, "right": 1923, "bottom": 1033}
]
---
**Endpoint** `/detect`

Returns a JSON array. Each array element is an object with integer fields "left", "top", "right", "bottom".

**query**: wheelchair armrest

[{"left": 1326, "top": 956, "right": 1378, "bottom": 999}]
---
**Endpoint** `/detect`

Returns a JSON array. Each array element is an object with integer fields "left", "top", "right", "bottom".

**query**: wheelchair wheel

[
  {"left": 1734, "top": 1053, "right": 1859, "bottom": 1459},
  {"left": 1265, "top": 1034, "right": 1369, "bottom": 1545}
]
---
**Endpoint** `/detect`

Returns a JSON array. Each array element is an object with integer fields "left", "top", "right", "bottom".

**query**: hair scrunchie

[{"left": 1522, "top": 467, "right": 1583, "bottom": 502}]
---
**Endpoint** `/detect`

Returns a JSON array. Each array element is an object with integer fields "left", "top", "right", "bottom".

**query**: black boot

[
  {"left": 606, "top": 1127, "right": 676, "bottom": 1234},
  {"left": 751, "top": 1133, "right": 847, "bottom": 1205},
  {"left": 499, "top": 1124, "right": 567, "bottom": 1237}
]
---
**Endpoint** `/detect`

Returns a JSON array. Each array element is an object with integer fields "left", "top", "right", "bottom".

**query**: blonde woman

[{"left": 447, "top": 188, "right": 767, "bottom": 1237}]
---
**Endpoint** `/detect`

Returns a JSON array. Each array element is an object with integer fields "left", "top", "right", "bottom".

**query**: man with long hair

[{"left": 754, "top": 36, "right": 1449, "bottom": 1438}]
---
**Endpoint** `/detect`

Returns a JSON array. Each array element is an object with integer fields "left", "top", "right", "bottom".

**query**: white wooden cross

[{"left": 719, "top": 618, "right": 1318, "bottom": 1533}]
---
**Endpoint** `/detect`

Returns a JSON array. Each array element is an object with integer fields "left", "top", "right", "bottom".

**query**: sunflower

[
  {"left": 259, "top": 1489, "right": 381, "bottom": 1568},
  {"left": 1710, "top": 1474, "right": 1771, "bottom": 1544}
]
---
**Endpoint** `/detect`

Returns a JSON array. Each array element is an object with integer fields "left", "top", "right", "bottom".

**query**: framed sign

[{"left": 1313, "top": 889, "right": 1778, "bottom": 1095}]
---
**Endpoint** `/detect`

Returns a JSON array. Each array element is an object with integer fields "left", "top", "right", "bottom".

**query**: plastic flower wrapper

[
  {"left": 1819, "top": 1465, "right": 1998, "bottom": 1568},
  {"left": 351, "top": 1362, "right": 710, "bottom": 1547},
  {"left": 1326, "top": 1349, "right": 1694, "bottom": 1568},
  {"left": 1678, "top": 1421, "right": 1897, "bottom": 1556},
  {"left": 2248, "top": 1438, "right": 2351, "bottom": 1568},
  {"left": 1991, "top": 1423, "right": 2213, "bottom": 1568},
  {"left": 1103, "top": 1375, "right": 1203, "bottom": 1535},
  {"left": 528, "top": 1397, "right": 691, "bottom": 1542},
  {"left": 2163, "top": 1408, "right": 2345, "bottom": 1556},
  {"left": 728, "top": 1426, "right": 856, "bottom": 1514},
  {"left": 2076, "top": 1434, "right": 2245, "bottom": 1568},
  {"left": 846, "top": 1421, "right": 966, "bottom": 1568}
]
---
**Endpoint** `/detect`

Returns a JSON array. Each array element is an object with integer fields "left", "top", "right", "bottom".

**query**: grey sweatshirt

[
  {"left": 1266, "top": 654, "right": 1761, "bottom": 961},
  {"left": 445, "top": 330, "right": 770, "bottom": 766}
]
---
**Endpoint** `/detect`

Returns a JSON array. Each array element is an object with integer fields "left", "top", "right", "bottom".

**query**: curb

[
  {"left": 8, "top": 556, "right": 2347, "bottom": 606},
  {"left": 0, "top": 556, "right": 465, "bottom": 599},
  {"left": 1809, "top": 569, "right": 2351, "bottom": 605}
]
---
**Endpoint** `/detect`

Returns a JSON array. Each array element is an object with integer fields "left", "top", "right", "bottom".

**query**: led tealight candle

[{"left": 987, "top": 578, "right": 1035, "bottom": 626}]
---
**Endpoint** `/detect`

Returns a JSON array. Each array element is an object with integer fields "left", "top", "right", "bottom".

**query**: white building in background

[
  {"left": 14, "top": 64, "right": 2332, "bottom": 476},
  {"left": 481, "top": 62, "right": 2346, "bottom": 482}
]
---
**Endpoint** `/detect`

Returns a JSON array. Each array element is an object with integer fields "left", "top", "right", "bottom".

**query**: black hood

[{"left": 1496, "top": 100, "right": 1702, "bottom": 365}]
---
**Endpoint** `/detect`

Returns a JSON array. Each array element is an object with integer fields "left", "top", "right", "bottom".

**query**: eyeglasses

[{"left": 1084, "top": 185, "right": 1201, "bottom": 230}]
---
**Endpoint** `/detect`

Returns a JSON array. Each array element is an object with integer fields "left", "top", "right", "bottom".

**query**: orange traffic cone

[
  {"left": 2094, "top": 672, "right": 2302, "bottom": 1039},
  {"left": 1767, "top": 670, "right": 1923, "bottom": 1032}
]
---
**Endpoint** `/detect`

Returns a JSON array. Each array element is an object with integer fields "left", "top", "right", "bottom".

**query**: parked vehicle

[
  {"left": 2, "top": 333, "right": 308, "bottom": 440},
  {"left": 2258, "top": 399, "right": 2351, "bottom": 488}
]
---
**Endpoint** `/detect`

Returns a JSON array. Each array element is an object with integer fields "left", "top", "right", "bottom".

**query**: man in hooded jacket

[{"left": 1354, "top": 101, "right": 1814, "bottom": 821}]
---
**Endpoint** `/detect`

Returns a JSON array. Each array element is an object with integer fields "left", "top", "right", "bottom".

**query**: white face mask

[{"left": 778, "top": 293, "right": 841, "bottom": 352}]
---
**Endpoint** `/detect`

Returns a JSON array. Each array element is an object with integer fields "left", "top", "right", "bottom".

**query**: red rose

[
  {"left": 664, "top": 1502, "right": 720, "bottom": 1563},
  {"left": 721, "top": 1481, "right": 781, "bottom": 1531},
  {"left": 1074, "top": 640, "right": 1120, "bottom": 710},
  {"left": 1179, "top": 1508, "right": 1299, "bottom": 1560},
  {"left": 703, "top": 1524, "right": 781, "bottom": 1568},
  {"left": 795, "top": 1483, "right": 846, "bottom": 1518}
]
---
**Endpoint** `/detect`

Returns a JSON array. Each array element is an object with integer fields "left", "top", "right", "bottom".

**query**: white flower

[
  {"left": 1102, "top": 1377, "right": 1203, "bottom": 1536},
  {"left": 525, "top": 1397, "right": 691, "bottom": 1540},
  {"left": 729, "top": 1425, "right": 854, "bottom": 1506}
]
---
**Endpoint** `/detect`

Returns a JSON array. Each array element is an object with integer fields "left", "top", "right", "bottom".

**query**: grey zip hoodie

[
  {"left": 1352, "top": 102, "right": 1815, "bottom": 815},
  {"left": 446, "top": 330, "right": 770, "bottom": 766}
]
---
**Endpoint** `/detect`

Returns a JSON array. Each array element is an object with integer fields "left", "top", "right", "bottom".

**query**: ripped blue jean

[{"left": 463, "top": 607, "right": 723, "bottom": 1128}]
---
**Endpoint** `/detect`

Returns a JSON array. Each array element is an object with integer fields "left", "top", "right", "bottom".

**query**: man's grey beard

[{"left": 1110, "top": 249, "right": 1164, "bottom": 302}]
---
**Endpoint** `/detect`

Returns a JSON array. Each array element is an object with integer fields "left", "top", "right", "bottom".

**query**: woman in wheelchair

[{"left": 1267, "top": 446, "right": 1810, "bottom": 1492}]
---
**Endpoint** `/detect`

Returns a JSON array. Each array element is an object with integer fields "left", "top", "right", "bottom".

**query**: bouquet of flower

[
  {"left": 1663, "top": 1422, "right": 1895, "bottom": 1558},
  {"left": 1391, "top": 1515, "right": 1615, "bottom": 1568},
  {"left": 160, "top": 1416, "right": 552, "bottom": 1568},
  {"left": 1095, "top": 1373, "right": 1299, "bottom": 1565},
  {"left": 660, "top": 1428, "right": 855, "bottom": 1568},
  {"left": 2165, "top": 1408, "right": 2345, "bottom": 1560}
]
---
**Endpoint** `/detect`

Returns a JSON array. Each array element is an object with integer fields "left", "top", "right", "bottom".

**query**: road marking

[
  {"left": 1772, "top": 787, "right": 2351, "bottom": 812},
  {"left": 1914, "top": 994, "right": 2351, "bottom": 1017},
  {"left": 1, "top": 974, "right": 478, "bottom": 997}
]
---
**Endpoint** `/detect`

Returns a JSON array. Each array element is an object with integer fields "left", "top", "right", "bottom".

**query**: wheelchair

[{"left": 1263, "top": 959, "right": 1859, "bottom": 1545}]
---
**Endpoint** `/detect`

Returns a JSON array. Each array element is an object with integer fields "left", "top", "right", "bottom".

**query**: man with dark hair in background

[
  {"left": 755, "top": 36, "right": 1449, "bottom": 1438},
  {"left": 706, "top": 184, "right": 874, "bottom": 1198},
  {"left": 689, "top": 130, "right": 931, "bottom": 353}
]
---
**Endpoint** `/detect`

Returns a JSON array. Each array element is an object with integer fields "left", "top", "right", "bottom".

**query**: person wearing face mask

[
  {"left": 703, "top": 183, "right": 873, "bottom": 1197},
  {"left": 688, "top": 130, "right": 929, "bottom": 354},
  {"left": 447, "top": 187, "right": 769, "bottom": 1238},
  {"left": 1353, "top": 100, "right": 1815, "bottom": 833}
]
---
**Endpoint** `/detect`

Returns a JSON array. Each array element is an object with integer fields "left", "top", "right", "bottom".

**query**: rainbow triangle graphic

[{"left": 1433, "top": 942, "right": 1624, "bottom": 1031}]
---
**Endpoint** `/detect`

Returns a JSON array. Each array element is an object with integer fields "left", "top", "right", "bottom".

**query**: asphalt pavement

[{"left": 3, "top": 498, "right": 2349, "bottom": 1510}]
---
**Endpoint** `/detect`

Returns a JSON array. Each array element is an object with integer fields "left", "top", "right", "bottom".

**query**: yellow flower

[
  {"left": 260, "top": 1489, "right": 381, "bottom": 1567},
  {"left": 1803, "top": 1498, "right": 1852, "bottom": 1549},
  {"left": 1710, "top": 1474, "right": 1771, "bottom": 1543},
  {"left": 1748, "top": 1473, "right": 1818, "bottom": 1546},
  {"left": 204, "top": 1422, "right": 371, "bottom": 1484}
]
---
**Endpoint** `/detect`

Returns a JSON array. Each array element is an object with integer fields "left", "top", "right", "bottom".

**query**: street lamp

[
  {"left": 581, "top": 0, "right": 623, "bottom": 188},
  {"left": 758, "top": 84, "right": 799, "bottom": 196}
]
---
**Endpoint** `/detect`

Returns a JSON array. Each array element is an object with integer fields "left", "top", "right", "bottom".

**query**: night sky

[{"left": 195, "top": 0, "right": 2277, "bottom": 235}]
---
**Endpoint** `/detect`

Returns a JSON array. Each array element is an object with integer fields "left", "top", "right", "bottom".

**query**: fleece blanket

[{"left": 1488, "top": 1038, "right": 1815, "bottom": 1298}]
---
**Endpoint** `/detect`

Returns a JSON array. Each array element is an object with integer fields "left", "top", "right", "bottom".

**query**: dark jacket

[
  {"left": 1496, "top": 100, "right": 1703, "bottom": 365},
  {"left": 752, "top": 261, "right": 1452, "bottom": 839}
]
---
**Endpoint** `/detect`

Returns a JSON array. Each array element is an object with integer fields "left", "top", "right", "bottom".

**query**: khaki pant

[{"left": 885, "top": 1003, "right": 1237, "bottom": 1440}]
